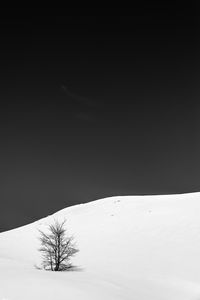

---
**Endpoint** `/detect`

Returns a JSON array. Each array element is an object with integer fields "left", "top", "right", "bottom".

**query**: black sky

[{"left": 0, "top": 12, "right": 200, "bottom": 230}]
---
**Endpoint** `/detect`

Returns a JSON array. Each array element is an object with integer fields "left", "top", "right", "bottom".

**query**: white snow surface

[{"left": 1, "top": 193, "right": 200, "bottom": 299}]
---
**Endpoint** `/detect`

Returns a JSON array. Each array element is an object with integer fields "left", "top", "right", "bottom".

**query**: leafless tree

[{"left": 38, "top": 220, "right": 79, "bottom": 271}]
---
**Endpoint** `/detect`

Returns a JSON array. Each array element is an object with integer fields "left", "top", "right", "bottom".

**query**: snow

[{"left": 1, "top": 192, "right": 200, "bottom": 299}]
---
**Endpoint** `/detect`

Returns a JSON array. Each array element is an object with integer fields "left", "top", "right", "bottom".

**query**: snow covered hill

[{"left": 1, "top": 193, "right": 200, "bottom": 299}]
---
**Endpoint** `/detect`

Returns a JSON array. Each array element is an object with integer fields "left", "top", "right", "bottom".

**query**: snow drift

[{"left": 1, "top": 192, "right": 200, "bottom": 299}]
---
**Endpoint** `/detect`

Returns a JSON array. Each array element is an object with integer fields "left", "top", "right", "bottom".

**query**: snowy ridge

[{"left": 1, "top": 192, "right": 200, "bottom": 299}]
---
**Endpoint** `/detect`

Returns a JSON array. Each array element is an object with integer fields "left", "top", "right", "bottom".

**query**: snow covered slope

[{"left": 1, "top": 193, "right": 200, "bottom": 299}]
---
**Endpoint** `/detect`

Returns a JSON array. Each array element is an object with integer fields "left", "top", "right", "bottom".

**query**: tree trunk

[{"left": 54, "top": 263, "right": 59, "bottom": 271}]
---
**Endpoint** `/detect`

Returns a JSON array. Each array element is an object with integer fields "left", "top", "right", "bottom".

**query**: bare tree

[{"left": 38, "top": 220, "right": 79, "bottom": 271}]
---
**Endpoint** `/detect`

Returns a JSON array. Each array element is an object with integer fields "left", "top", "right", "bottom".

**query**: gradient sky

[{"left": 0, "top": 13, "right": 200, "bottom": 230}]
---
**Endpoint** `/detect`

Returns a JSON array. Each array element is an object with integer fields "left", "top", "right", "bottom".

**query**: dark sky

[{"left": 0, "top": 12, "right": 200, "bottom": 230}]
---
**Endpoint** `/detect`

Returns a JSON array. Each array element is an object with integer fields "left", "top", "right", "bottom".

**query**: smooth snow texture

[{"left": 1, "top": 193, "right": 200, "bottom": 299}]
